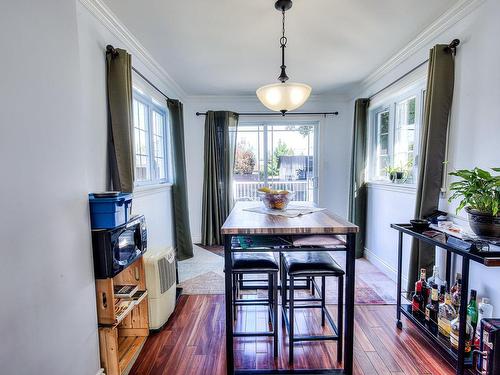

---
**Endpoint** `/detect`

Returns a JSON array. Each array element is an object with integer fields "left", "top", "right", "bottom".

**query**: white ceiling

[{"left": 102, "top": 0, "right": 458, "bottom": 96}]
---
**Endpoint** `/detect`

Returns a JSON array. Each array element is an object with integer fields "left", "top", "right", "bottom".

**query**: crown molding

[
  {"left": 185, "top": 93, "right": 349, "bottom": 104},
  {"left": 78, "top": 0, "right": 187, "bottom": 99},
  {"left": 360, "top": 0, "right": 486, "bottom": 90}
]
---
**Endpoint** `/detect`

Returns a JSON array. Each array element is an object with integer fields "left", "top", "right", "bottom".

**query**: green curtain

[
  {"left": 201, "top": 111, "right": 239, "bottom": 246},
  {"left": 168, "top": 99, "right": 194, "bottom": 261},
  {"left": 106, "top": 48, "right": 134, "bottom": 193},
  {"left": 349, "top": 98, "right": 370, "bottom": 259},
  {"left": 407, "top": 45, "right": 456, "bottom": 292}
]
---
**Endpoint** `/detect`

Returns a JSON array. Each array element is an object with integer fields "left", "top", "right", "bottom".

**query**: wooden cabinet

[{"left": 96, "top": 258, "right": 149, "bottom": 375}]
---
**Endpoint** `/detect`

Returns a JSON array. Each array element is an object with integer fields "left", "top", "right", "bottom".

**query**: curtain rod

[
  {"left": 196, "top": 111, "right": 339, "bottom": 117},
  {"left": 369, "top": 39, "right": 460, "bottom": 100},
  {"left": 106, "top": 45, "right": 173, "bottom": 101}
]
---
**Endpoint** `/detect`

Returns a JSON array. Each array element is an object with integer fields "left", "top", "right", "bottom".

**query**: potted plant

[
  {"left": 384, "top": 159, "right": 414, "bottom": 183},
  {"left": 448, "top": 167, "right": 500, "bottom": 237}
]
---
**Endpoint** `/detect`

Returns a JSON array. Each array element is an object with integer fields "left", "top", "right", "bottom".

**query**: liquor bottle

[
  {"left": 425, "top": 283, "right": 439, "bottom": 334},
  {"left": 438, "top": 291, "right": 457, "bottom": 337},
  {"left": 417, "top": 268, "right": 430, "bottom": 305},
  {"left": 412, "top": 282, "right": 425, "bottom": 321},
  {"left": 467, "top": 290, "right": 479, "bottom": 348},
  {"left": 451, "top": 273, "right": 462, "bottom": 309},
  {"left": 427, "top": 265, "right": 445, "bottom": 289},
  {"left": 450, "top": 313, "right": 473, "bottom": 355},
  {"left": 439, "top": 284, "right": 446, "bottom": 304}
]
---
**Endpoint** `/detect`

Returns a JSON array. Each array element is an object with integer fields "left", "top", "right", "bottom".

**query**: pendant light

[{"left": 256, "top": 0, "right": 311, "bottom": 115}]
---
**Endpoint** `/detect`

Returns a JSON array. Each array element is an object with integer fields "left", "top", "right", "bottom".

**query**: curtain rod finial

[{"left": 106, "top": 45, "right": 119, "bottom": 57}]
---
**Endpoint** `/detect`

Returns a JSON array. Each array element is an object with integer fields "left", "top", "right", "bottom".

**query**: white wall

[
  {"left": 0, "top": 1, "right": 99, "bottom": 374},
  {"left": 0, "top": 2, "right": 178, "bottom": 374},
  {"left": 357, "top": 0, "right": 500, "bottom": 305},
  {"left": 183, "top": 95, "right": 352, "bottom": 242}
]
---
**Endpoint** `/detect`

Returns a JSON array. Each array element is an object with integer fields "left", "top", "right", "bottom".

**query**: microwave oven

[{"left": 91, "top": 215, "right": 147, "bottom": 279}]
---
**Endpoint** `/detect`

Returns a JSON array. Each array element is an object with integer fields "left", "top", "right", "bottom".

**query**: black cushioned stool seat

[
  {"left": 232, "top": 252, "right": 279, "bottom": 272},
  {"left": 283, "top": 251, "right": 344, "bottom": 276}
]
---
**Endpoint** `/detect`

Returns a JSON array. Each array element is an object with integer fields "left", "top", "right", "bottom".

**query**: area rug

[{"left": 180, "top": 245, "right": 397, "bottom": 304}]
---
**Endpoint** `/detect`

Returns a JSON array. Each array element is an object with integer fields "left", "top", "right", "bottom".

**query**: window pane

[
  {"left": 380, "top": 112, "right": 389, "bottom": 133},
  {"left": 151, "top": 110, "right": 166, "bottom": 180},
  {"left": 133, "top": 98, "right": 150, "bottom": 181},
  {"left": 395, "top": 97, "right": 416, "bottom": 181},
  {"left": 373, "top": 110, "right": 390, "bottom": 179}
]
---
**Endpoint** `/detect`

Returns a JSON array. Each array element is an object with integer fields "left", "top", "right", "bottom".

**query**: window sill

[
  {"left": 133, "top": 183, "right": 173, "bottom": 198},
  {"left": 366, "top": 181, "right": 417, "bottom": 195}
]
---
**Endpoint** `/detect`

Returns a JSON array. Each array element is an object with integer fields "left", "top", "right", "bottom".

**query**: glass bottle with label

[
  {"left": 425, "top": 283, "right": 440, "bottom": 335},
  {"left": 451, "top": 273, "right": 462, "bottom": 309},
  {"left": 417, "top": 268, "right": 430, "bottom": 305},
  {"left": 438, "top": 291, "right": 457, "bottom": 337},
  {"left": 450, "top": 313, "right": 473, "bottom": 355},
  {"left": 467, "top": 290, "right": 479, "bottom": 348},
  {"left": 412, "top": 282, "right": 425, "bottom": 321}
]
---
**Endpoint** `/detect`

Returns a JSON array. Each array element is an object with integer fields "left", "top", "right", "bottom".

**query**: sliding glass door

[{"left": 232, "top": 121, "right": 318, "bottom": 203}]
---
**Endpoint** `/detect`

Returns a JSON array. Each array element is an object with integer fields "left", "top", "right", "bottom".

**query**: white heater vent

[{"left": 158, "top": 253, "right": 176, "bottom": 294}]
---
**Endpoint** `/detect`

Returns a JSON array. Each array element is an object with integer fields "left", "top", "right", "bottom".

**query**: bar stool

[
  {"left": 280, "top": 251, "right": 344, "bottom": 364},
  {"left": 231, "top": 252, "right": 279, "bottom": 357}
]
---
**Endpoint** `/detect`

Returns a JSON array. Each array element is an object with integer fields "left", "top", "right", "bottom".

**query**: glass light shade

[{"left": 256, "top": 82, "right": 312, "bottom": 112}]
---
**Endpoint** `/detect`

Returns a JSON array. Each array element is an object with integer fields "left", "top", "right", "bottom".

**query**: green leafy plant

[
  {"left": 448, "top": 167, "right": 500, "bottom": 216},
  {"left": 267, "top": 140, "right": 293, "bottom": 177}
]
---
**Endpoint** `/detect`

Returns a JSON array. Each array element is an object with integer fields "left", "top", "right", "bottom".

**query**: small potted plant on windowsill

[
  {"left": 448, "top": 167, "right": 500, "bottom": 237},
  {"left": 384, "top": 160, "right": 412, "bottom": 183}
]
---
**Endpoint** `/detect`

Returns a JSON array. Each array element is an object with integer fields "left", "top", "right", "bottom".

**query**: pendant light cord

[{"left": 278, "top": 9, "right": 289, "bottom": 82}]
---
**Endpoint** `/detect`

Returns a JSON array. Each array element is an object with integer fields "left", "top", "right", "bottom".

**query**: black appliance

[
  {"left": 91, "top": 215, "right": 147, "bottom": 279},
  {"left": 475, "top": 318, "right": 500, "bottom": 374}
]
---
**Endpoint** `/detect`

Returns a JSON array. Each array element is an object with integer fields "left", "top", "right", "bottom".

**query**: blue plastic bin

[{"left": 88, "top": 193, "right": 133, "bottom": 229}]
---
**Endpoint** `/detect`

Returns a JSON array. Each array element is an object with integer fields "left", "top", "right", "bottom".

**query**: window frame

[
  {"left": 368, "top": 82, "right": 426, "bottom": 185},
  {"left": 132, "top": 88, "right": 171, "bottom": 187}
]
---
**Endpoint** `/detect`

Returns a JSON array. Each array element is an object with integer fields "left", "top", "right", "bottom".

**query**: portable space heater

[{"left": 144, "top": 247, "right": 177, "bottom": 331}]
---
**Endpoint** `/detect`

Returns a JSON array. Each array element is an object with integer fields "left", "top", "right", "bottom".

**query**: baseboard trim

[{"left": 364, "top": 247, "right": 408, "bottom": 286}]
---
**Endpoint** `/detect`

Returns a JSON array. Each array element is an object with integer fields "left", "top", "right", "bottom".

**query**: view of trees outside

[{"left": 232, "top": 123, "right": 316, "bottom": 201}]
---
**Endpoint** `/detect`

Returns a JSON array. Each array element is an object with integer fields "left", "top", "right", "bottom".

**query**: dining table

[{"left": 221, "top": 201, "right": 359, "bottom": 375}]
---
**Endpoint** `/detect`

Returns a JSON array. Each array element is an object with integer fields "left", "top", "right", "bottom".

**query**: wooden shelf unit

[{"left": 96, "top": 257, "right": 149, "bottom": 375}]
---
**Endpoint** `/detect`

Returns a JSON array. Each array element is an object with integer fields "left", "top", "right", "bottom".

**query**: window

[
  {"left": 132, "top": 89, "right": 170, "bottom": 185},
  {"left": 231, "top": 121, "right": 318, "bottom": 202},
  {"left": 369, "top": 84, "right": 425, "bottom": 184}
]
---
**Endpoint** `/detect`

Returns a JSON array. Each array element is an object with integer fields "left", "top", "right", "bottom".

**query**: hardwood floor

[{"left": 129, "top": 295, "right": 455, "bottom": 375}]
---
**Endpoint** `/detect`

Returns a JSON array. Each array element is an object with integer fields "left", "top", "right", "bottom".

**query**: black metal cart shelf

[{"left": 391, "top": 224, "right": 500, "bottom": 375}]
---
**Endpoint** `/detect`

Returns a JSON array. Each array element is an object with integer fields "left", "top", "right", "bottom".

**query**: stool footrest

[
  {"left": 292, "top": 334, "right": 340, "bottom": 342},
  {"left": 234, "top": 331, "right": 275, "bottom": 337}
]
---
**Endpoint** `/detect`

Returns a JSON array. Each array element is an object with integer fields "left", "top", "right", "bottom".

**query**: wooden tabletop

[{"left": 221, "top": 202, "right": 359, "bottom": 235}]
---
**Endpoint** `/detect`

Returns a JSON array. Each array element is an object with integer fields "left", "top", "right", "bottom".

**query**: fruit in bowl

[{"left": 257, "top": 187, "right": 295, "bottom": 210}]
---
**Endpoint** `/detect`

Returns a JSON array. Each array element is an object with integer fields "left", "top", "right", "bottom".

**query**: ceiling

[{"left": 102, "top": 0, "right": 458, "bottom": 96}]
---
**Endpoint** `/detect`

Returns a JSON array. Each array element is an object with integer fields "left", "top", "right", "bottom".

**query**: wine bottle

[
  {"left": 467, "top": 289, "right": 478, "bottom": 349},
  {"left": 412, "top": 282, "right": 425, "bottom": 321},
  {"left": 425, "top": 283, "right": 439, "bottom": 335}
]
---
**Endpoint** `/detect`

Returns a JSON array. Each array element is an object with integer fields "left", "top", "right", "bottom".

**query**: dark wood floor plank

[{"left": 128, "top": 296, "right": 456, "bottom": 375}]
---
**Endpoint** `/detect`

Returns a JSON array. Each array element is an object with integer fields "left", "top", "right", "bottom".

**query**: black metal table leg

[
  {"left": 224, "top": 234, "right": 235, "bottom": 375},
  {"left": 456, "top": 257, "right": 470, "bottom": 375},
  {"left": 344, "top": 233, "right": 356, "bottom": 375},
  {"left": 396, "top": 231, "right": 403, "bottom": 329}
]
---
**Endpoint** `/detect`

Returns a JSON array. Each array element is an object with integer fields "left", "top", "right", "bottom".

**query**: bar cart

[{"left": 391, "top": 224, "right": 500, "bottom": 375}]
